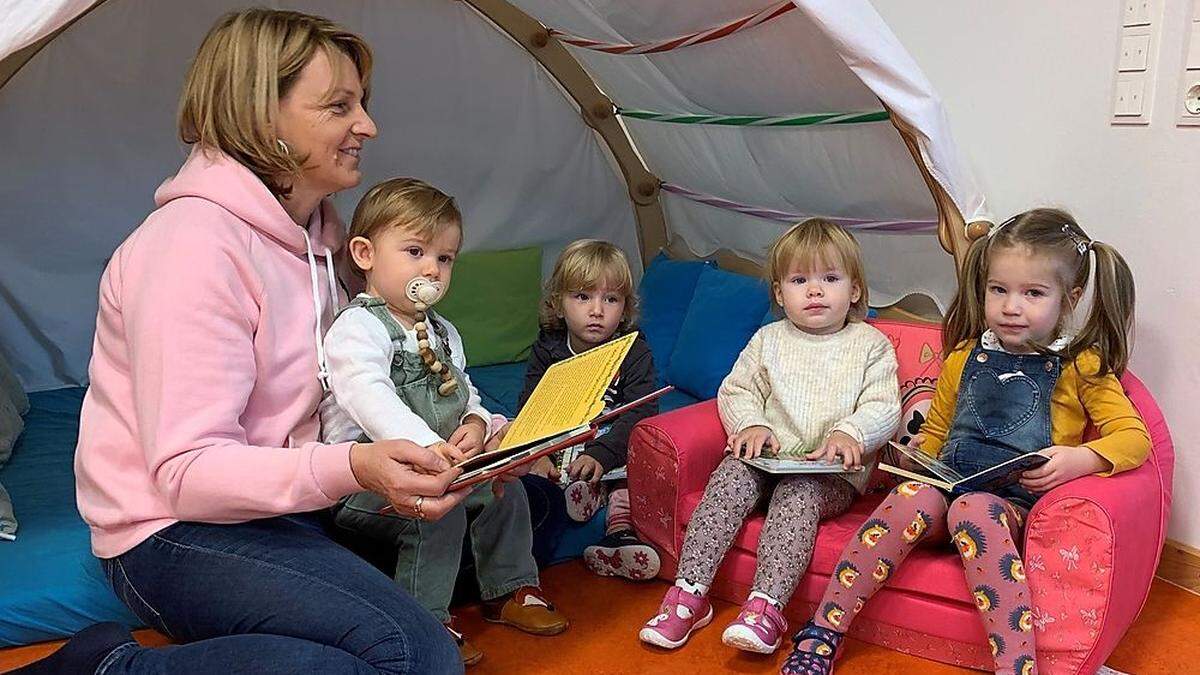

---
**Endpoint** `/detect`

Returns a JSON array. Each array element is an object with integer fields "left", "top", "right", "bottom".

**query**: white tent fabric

[
  {"left": 511, "top": 0, "right": 987, "bottom": 311},
  {"left": 0, "top": 0, "right": 988, "bottom": 391},
  {"left": 0, "top": 0, "right": 639, "bottom": 391},
  {"left": 0, "top": 0, "right": 94, "bottom": 62}
]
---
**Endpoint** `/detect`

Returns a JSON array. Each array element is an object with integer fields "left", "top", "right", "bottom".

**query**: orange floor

[{"left": 3, "top": 561, "right": 1197, "bottom": 673}]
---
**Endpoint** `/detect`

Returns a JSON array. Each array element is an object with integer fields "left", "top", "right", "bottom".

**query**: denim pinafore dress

[
  {"left": 938, "top": 339, "right": 1059, "bottom": 510},
  {"left": 336, "top": 296, "right": 470, "bottom": 519}
]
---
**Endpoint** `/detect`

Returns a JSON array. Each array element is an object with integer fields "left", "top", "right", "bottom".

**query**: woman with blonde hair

[{"left": 18, "top": 9, "right": 463, "bottom": 674}]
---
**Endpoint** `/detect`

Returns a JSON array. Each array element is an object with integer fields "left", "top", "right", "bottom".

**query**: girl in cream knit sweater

[{"left": 639, "top": 219, "right": 899, "bottom": 655}]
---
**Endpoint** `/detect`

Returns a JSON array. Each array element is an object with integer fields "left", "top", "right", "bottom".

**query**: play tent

[
  {"left": 0, "top": 0, "right": 1036, "bottom": 654},
  {"left": 1, "top": 0, "right": 989, "bottom": 393}
]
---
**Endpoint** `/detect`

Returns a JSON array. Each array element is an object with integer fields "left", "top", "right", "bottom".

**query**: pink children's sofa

[{"left": 628, "top": 319, "right": 1174, "bottom": 673}]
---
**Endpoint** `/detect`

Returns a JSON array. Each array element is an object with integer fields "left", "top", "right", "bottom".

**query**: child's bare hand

[
  {"left": 484, "top": 421, "right": 511, "bottom": 452},
  {"left": 897, "top": 433, "right": 926, "bottom": 471},
  {"left": 1019, "top": 445, "right": 1108, "bottom": 493},
  {"left": 429, "top": 441, "right": 471, "bottom": 466},
  {"left": 491, "top": 471, "right": 521, "bottom": 499},
  {"left": 726, "top": 426, "right": 778, "bottom": 459},
  {"left": 447, "top": 418, "right": 487, "bottom": 458},
  {"left": 567, "top": 455, "right": 604, "bottom": 483},
  {"left": 529, "top": 456, "right": 559, "bottom": 481},
  {"left": 807, "top": 430, "right": 864, "bottom": 470}
]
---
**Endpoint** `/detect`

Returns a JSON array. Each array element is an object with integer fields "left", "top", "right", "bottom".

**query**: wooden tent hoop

[{"left": 0, "top": 0, "right": 671, "bottom": 267}]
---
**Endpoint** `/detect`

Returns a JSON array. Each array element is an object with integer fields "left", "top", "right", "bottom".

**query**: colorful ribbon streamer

[
  {"left": 660, "top": 183, "right": 937, "bottom": 232},
  {"left": 549, "top": 1, "right": 796, "bottom": 55},
  {"left": 617, "top": 108, "right": 889, "bottom": 127}
]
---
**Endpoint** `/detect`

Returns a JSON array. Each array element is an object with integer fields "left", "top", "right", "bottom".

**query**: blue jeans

[{"left": 97, "top": 514, "right": 462, "bottom": 674}]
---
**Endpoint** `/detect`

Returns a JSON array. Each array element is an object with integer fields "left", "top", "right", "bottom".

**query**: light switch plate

[{"left": 1118, "top": 34, "right": 1152, "bottom": 71}]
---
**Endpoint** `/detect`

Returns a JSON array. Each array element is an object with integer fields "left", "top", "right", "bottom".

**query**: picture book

[{"left": 878, "top": 441, "right": 1050, "bottom": 495}]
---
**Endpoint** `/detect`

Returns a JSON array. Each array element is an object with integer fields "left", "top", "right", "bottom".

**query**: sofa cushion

[
  {"left": 667, "top": 266, "right": 770, "bottom": 400},
  {"left": 437, "top": 246, "right": 542, "bottom": 367},
  {"left": 637, "top": 254, "right": 714, "bottom": 386}
]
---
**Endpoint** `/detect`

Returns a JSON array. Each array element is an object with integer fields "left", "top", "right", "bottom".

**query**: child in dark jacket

[{"left": 519, "top": 239, "right": 661, "bottom": 580}]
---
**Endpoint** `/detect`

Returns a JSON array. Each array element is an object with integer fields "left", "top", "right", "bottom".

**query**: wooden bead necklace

[{"left": 407, "top": 278, "right": 458, "bottom": 397}]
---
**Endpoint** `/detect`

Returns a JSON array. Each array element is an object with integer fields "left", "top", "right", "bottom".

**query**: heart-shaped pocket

[{"left": 965, "top": 370, "right": 1039, "bottom": 438}]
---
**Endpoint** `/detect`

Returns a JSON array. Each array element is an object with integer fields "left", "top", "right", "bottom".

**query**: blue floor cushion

[{"left": 0, "top": 388, "right": 138, "bottom": 646}]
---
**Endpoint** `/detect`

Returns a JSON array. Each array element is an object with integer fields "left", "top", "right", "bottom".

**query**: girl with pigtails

[{"left": 783, "top": 208, "right": 1152, "bottom": 675}]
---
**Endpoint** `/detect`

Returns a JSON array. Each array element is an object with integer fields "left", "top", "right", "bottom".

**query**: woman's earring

[{"left": 277, "top": 139, "right": 291, "bottom": 156}]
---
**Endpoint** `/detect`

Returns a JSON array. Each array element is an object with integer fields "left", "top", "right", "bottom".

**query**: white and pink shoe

[
  {"left": 638, "top": 586, "right": 713, "bottom": 649},
  {"left": 721, "top": 595, "right": 788, "bottom": 654}
]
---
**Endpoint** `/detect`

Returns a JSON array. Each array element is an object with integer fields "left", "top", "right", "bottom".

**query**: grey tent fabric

[{"left": 0, "top": 351, "right": 25, "bottom": 540}]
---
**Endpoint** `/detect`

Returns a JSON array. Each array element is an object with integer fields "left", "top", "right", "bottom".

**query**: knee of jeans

[{"left": 356, "top": 610, "right": 463, "bottom": 675}]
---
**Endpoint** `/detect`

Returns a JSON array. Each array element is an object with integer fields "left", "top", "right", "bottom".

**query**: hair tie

[{"left": 1061, "top": 223, "right": 1094, "bottom": 256}]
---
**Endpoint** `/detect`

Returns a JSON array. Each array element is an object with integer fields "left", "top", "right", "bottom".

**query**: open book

[
  {"left": 738, "top": 456, "right": 864, "bottom": 475},
  {"left": 878, "top": 441, "right": 1049, "bottom": 495},
  {"left": 380, "top": 333, "right": 670, "bottom": 505},
  {"left": 449, "top": 384, "right": 672, "bottom": 490}
]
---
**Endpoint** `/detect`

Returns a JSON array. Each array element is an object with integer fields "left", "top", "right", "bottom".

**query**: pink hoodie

[{"left": 76, "top": 148, "right": 363, "bottom": 558}]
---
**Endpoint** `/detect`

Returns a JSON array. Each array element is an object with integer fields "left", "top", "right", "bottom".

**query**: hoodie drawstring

[{"left": 301, "top": 228, "right": 339, "bottom": 392}]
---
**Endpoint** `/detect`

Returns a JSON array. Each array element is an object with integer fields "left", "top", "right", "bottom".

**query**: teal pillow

[
  {"left": 666, "top": 266, "right": 771, "bottom": 400},
  {"left": 436, "top": 246, "right": 542, "bottom": 366},
  {"left": 636, "top": 253, "right": 714, "bottom": 386}
]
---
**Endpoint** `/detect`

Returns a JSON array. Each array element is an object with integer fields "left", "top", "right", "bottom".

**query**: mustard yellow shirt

[{"left": 920, "top": 343, "right": 1150, "bottom": 475}]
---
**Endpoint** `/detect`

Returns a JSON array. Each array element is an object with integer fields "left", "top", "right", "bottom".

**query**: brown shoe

[
  {"left": 445, "top": 618, "right": 483, "bottom": 666},
  {"left": 482, "top": 586, "right": 569, "bottom": 636}
]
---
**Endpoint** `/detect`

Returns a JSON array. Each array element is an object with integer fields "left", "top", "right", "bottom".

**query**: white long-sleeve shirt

[{"left": 319, "top": 303, "right": 492, "bottom": 446}]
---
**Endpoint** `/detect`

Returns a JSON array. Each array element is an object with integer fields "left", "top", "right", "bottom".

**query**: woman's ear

[{"left": 348, "top": 236, "right": 374, "bottom": 274}]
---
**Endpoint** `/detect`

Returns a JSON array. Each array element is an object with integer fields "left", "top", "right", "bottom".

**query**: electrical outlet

[{"left": 1177, "top": 74, "right": 1200, "bottom": 125}]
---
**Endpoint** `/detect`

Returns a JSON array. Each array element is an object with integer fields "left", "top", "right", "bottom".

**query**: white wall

[{"left": 872, "top": 0, "right": 1200, "bottom": 546}]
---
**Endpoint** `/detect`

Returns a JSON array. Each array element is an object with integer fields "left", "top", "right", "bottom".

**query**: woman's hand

[
  {"left": 807, "top": 430, "right": 864, "bottom": 470},
  {"left": 726, "top": 425, "right": 778, "bottom": 459},
  {"left": 567, "top": 455, "right": 604, "bottom": 483},
  {"left": 448, "top": 416, "right": 487, "bottom": 459},
  {"left": 349, "top": 440, "right": 467, "bottom": 521},
  {"left": 1019, "top": 445, "right": 1108, "bottom": 493}
]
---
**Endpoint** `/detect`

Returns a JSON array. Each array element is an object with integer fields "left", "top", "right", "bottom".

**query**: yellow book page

[{"left": 500, "top": 332, "right": 638, "bottom": 449}]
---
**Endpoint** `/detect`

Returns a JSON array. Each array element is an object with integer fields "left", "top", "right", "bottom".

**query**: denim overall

[
  {"left": 938, "top": 339, "right": 1059, "bottom": 510},
  {"left": 332, "top": 296, "right": 537, "bottom": 621}
]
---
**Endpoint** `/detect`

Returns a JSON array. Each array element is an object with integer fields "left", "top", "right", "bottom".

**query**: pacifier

[
  {"left": 406, "top": 276, "right": 458, "bottom": 397},
  {"left": 405, "top": 277, "right": 445, "bottom": 309}
]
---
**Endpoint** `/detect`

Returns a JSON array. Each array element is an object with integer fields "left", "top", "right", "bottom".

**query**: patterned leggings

[
  {"left": 677, "top": 456, "right": 856, "bottom": 604},
  {"left": 813, "top": 481, "right": 1035, "bottom": 675}
]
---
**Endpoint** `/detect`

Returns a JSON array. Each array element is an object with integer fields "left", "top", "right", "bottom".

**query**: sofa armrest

[
  {"left": 628, "top": 400, "right": 727, "bottom": 560},
  {"left": 1024, "top": 462, "right": 1166, "bottom": 674}
]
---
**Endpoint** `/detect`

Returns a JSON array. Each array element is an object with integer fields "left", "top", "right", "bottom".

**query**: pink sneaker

[
  {"left": 721, "top": 596, "right": 788, "bottom": 654},
  {"left": 565, "top": 480, "right": 603, "bottom": 522},
  {"left": 638, "top": 586, "right": 713, "bottom": 649}
]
